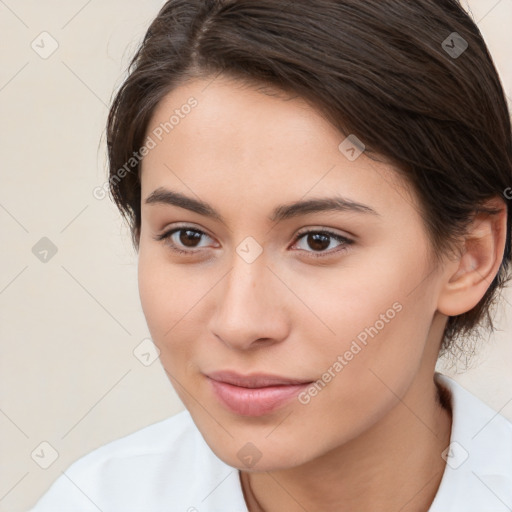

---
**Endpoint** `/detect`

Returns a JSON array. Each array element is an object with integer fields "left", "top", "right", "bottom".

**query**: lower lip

[{"left": 208, "top": 378, "right": 312, "bottom": 416}]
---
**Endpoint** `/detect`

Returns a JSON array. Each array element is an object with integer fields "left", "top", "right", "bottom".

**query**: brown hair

[{"left": 106, "top": 0, "right": 512, "bottom": 354}]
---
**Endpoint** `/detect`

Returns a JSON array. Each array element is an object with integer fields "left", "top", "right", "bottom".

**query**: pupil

[{"left": 308, "top": 233, "right": 329, "bottom": 251}]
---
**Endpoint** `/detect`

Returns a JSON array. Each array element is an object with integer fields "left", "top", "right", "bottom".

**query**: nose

[{"left": 208, "top": 253, "right": 290, "bottom": 351}]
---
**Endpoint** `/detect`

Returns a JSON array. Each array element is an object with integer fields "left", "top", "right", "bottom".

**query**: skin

[{"left": 137, "top": 74, "right": 507, "bottom": 511}]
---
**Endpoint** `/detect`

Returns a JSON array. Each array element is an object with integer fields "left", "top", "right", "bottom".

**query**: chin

[
  {"left": 217, "top": 445, "right": 309, "bottom": 473},
  {"left": 194, "top": 418, "right": 320, "bottom": 472}
]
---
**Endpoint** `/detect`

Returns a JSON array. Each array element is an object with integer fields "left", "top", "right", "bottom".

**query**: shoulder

[
  {"left": 430, "top": 373, "right": 512, "bottom": 512},
  {"left": 29, "top": 410, "right": 247, "bottom": 512},
  {"left": 67, "top": 408, "right": 195, "bottom": 467}
]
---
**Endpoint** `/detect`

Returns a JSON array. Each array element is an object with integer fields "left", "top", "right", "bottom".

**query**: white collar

[{"left": 427, "top": 372, "right": 512, "bottom": 511}]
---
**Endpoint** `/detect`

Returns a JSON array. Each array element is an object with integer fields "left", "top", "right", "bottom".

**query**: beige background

[{"left": 1, "top": 1, "right": 511, "bottom": 510}]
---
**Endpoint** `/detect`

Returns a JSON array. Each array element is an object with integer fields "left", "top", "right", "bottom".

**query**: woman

[{"left": 30, "top": 0, "right": 512, "bottom": 510}]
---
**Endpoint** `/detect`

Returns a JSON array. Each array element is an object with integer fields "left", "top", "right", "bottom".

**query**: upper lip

[{"left": 206, "top": 370, "right": 313, "bottom": 388}]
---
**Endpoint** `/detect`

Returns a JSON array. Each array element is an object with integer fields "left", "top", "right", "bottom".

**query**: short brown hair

[{"left": 106, "top": 0, "right": 512, "bottom": 354}]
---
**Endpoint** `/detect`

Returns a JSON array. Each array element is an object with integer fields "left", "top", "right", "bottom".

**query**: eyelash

[{"left": 154, "top": 226, "right": 354, "bottom": 259}]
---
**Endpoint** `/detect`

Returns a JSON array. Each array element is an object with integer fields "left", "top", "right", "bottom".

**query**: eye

[
  {"left": 291, "top": 229, "right": 353, "bottom": 258},
  {"left": 154, "top": 225, "right": 216, "bottom": 254}
]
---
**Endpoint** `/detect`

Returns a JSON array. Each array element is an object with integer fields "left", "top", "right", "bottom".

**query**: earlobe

[{"left": 437, "top": 198, "right": 507, "bottom": 317}]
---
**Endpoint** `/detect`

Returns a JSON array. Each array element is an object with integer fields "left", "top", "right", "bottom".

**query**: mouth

[
  {"left": 205, "top": 370, "right": 314, "bottom": 416},
  {"left": 207, "top": 370, "right": 313, "bottom": 388}
]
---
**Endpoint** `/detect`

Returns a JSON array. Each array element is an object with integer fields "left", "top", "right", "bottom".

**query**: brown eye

[
  {"left": 293, "top": 230, "right": 353, "bottom": 258},
  {"left": 155, "top": 226, "right": 215, "bottom": 255}
]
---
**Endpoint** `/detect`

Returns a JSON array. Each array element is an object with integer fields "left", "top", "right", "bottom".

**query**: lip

[{"left": 206, "top": 370, "right": 313, "bottom": 416}]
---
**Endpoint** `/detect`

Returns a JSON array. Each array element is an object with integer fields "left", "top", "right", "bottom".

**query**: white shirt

[{"left": 29, "top": 373, "right": 512, "bottom": 511}]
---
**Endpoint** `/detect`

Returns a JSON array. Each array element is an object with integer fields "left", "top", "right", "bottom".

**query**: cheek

[
  {"left": 138, "top": 238, "right": 199, "bottom": 325},
  {"left": 137, "top": 245, "right": 195, "bottom": 349},
  {"left": 277, "top": 301, "right": 430, "bottom": 464},
  {"left": 137, "top": 242, "right": 224, "bottom": 377},
  {"left": 138, "top": 248, "right": 170, "bottom": 337},
  {"left": 286, "top": 259, "right": 413, "bottom": 352},
  {"left": 293, "top": 257, "right": 433, "bottom": 404}
]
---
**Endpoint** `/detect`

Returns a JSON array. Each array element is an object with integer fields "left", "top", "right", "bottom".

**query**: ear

[{"left": 437, "top": 197, "right": 508, "bottom": 317}]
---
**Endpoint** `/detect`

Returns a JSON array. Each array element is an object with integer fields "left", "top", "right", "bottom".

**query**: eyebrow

[{"left": 144, "top": 187, "right": 379, "bottom": 223}]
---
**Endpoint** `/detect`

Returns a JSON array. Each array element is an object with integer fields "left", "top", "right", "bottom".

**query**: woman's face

[{"left": 138, "top": 75, "right": 446, "bottom": 471}]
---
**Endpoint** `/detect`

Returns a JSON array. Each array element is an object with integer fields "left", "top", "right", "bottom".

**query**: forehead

[
  {"left": 140, "top": 76, "right": 415, "bottom": 218},
  {"left": 144, "top": 75, "right": 338, "bottom": 162}
]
